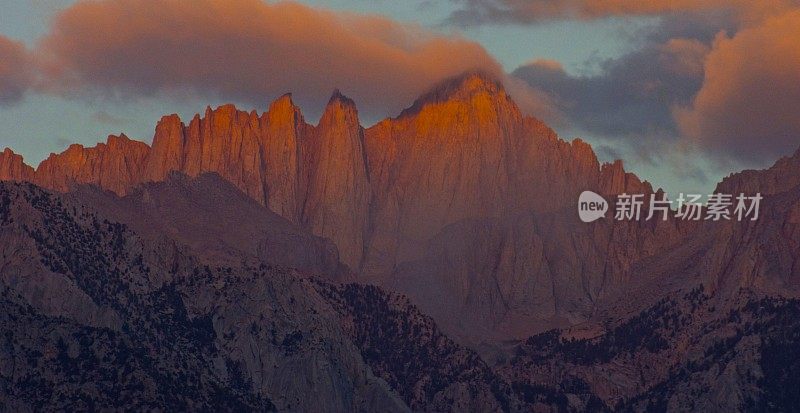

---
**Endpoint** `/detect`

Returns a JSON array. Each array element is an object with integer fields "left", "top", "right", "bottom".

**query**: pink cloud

[
  {"left": 38, "top": 0, "right": 504, "bottom": 119},
  {"left": 0, "top": 36, "right": 35, "bottom": 105},
  {"left": 675, "top": 9, "right": 800, "bottom": 164}
]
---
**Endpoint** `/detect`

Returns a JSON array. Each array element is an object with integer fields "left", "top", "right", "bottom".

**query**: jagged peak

[
  {"left": 65, "top": 143, "right": 86, "bottom": 152},
  {"left": 2, "top": 147, "right": 19, "bottom": 157},
  {"left": 215, "top": 103, "right": 238, "bottom": 113},
  {"left": 327, "top": 89, "right": 357, "bottom": 108},
  {"left": 202, "top": 103, "right": 241, "bottom": 119},
  {"left": 265, "top": 93, "right": 305, "bottom": 128},
  {"left": 268, "top": 93, "right": 300, "bottom": 113},
  {"left": 398, "top": 70, "right": 507, "bottom": 118},
  {"left": 0, "top": 147, "right": 34, "bottom": 181},
  {"left": 157, "top": 113, "right": 183, "bottom": 126},
  {"left": 38, "top": 134, "right": 149, "bottom": 164},
  {"left": 106, "top": 133, "right": 130, "bottom": 144},
  {"left": 320, "top": 89, "right": 359, "bottom": 125}
]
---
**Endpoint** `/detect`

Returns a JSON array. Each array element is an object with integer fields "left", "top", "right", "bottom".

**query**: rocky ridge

[
  {"left": 0, "top": 73, "right": 665, "bottom": 345},
  {"left": 0, "top": 72, "right": 649, "bottom": 271},
  {"left": 1, "top": 180, "right": 587, "bottom": 412}
]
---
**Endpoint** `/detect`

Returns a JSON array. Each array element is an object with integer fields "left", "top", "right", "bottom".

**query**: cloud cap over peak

[{"left": 38, "top": 0, "right": 503, "bottom": 120}]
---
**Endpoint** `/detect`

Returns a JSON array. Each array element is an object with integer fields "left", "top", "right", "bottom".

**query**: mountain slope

[
  {"left": 0, "top": 181, "right": 405, "bottom": 411},
  {"left": 498, "top": 149, "right": 800, "bottom": 410},
  {"left": 70, "top": 172, "right": 351, "bottom": 281},
  {"left": 1, "top": 179, "right": 598, "bottom": 411}
]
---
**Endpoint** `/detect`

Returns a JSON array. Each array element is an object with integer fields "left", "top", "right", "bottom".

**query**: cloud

[
  {"left": 93, "top": 110, "right": 129, "bottom": 126},
  {"left": 675, "top": 9, "right": 800, "bottom": 165},
  {"left": 511, "top": 37, "right": 709, "bottom": 142},
  {"left": 36, "top": 0, "right": 503, "bottom": 120},
  {"left": 511, "top": 4, "right": 800, "bottom": 166},
  {"left": 0, "top": 36, "right": 35, "bottom": 105},
  {"left": 446, "top": 0, "right": 798, "bottom": 25}
]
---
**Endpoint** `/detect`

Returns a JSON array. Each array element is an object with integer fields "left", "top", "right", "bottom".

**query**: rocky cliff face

[
  {"left": 0, "top": 72, "right": 649, "bottom": 274},
  {"left": 144, "top": 105, "right": 269, "bottom": 205},
  {"left": 260, "top": 94, "right": 305, "bottom": 222},
  {"left": 2, "top": 72, "right": 795, "bottom": 349},
  {"left": 35, "top": 134, "right": 149, "bottom": 195},
  {"left": 362, "top": 73, "right": 651, "bottom": 275},
  {"left": 0, "top": 148, "right": 34, "bottom": 182},
  {"left": 302, "top": 92, "right": 370, "bottom": 268},
  {"left": 497, "top": 150, "right": 800, "bottom": 410}
]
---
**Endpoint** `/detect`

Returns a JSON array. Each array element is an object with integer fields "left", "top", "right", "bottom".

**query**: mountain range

[{"left": 1, "top": 72, "right": 799, "bottom": 411}]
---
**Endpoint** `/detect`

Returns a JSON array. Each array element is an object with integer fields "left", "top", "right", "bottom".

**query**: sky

[{"left": 1, "top": 0, "right": 800, "bottom": 196}]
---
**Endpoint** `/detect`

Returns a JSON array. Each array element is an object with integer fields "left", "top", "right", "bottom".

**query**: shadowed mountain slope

[
  {"left": 498, "top": 149, "right": 800, "bottom": 410},
  {"left": 0, "top": 180, "right": 599, "bottom": 411}
]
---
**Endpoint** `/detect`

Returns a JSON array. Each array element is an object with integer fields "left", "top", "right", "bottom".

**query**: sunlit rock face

[
  {"left": 301, "top": 91, "right": 371, "bottom": 270},
  {"left": 0, "top": 148, "right": 34, "bottom": 182},
  {"left": 0, "top": 72, "right": 678, "bottom": 338},
  {"left": 362, "top": 72, "right": 653, "bottom": 275},
  {"left": 35, "top": 134, "right": 149, "bottom": 195},
  {"left": 145, "top": 105, "right": 270, "bottom": 207}
]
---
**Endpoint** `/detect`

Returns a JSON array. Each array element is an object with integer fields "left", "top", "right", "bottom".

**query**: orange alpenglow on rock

[
  {"left": 0, "top": 148, "right": 34, "bottom": 182},
  {"left": 0, "top": 72, "right": 650, "bottom": 270}
]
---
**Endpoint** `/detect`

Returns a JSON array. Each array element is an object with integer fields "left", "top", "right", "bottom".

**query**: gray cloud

[
  {"left": 512, "top": 36, "right": 709, "bottom": 142},
  {"left": 446, "top": 0, "right": 796, "bottom": 26},
  {"left": 511, "top": 4, "right": 800, "bottom": 167},
  {"left": 0, "top": 36, "right": 35, "bottom": 105}
]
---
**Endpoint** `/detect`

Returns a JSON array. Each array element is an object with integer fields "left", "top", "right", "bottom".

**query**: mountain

[
  {"left": 302, "top": 91, "right": 371, "bottom": 268},
  {"left": 0, "top": 73, "right": 647, "bottom": 266},
  {"left": 3, "top": 72, "right": 789, "bottom": 345},
  {"left": 716, "top": 147, "right": 800, "bottom": 196},
  {"left": 69, "top": 172, "right": 351, "bottom": 281},
  {"left": 2, "top": 180, "right": 597, "bottom": 411},
  {"left": 0, "top": 72, "right": 659, "bottom": 344},
  {"left": 498, "top": 147, "right": 800, "bottom": 410},
  {"left": 0, "top": 148, "right": 33, "bottom": 182},
  {"left": 502, "top": 289, "right": 800, "bottom": 411},
  {"left": 384, "top": 207, "right": 687, "bottom": 355},
  {"left": 362, "top": 72, "right": 651, "bottom": 275},
  {"left": 0, "top": 180, "right": 402, "bottom": 411},
  {"left": 3, "top": 71, "right": 800, "bottom": 411},
  {"left": 35, "top": 134, "right": 149, "bottom": 195}
]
